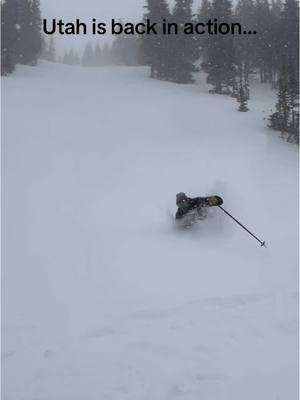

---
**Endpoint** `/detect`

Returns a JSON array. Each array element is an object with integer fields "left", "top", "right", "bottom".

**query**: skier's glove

[{"left": 207, "top": 196, "right": 223, "bottom": 206}]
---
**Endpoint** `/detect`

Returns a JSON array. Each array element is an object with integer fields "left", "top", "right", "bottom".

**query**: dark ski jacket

[{"left": 176, "top": 197, "right": 209, "bottom": 220}]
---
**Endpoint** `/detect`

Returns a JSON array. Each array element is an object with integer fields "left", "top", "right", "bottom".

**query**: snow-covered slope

[{"left": 2, "top": 62, "right": 298, "bottom": 400}]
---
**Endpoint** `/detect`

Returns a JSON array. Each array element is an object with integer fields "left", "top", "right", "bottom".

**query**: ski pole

[{"left": 218, "top": 206, "right": 266, "bottom": 248}]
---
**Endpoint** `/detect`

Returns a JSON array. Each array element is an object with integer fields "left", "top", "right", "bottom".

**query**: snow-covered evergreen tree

[
  {"left": 1, "top": 0, "right": 19, "bottom": 75},
  {"left": 94, "top": 43, "right": 102, "bottom": 66},
  {"left": 253, "top": 0, "right": 273, "bottom": 82},
  {"left": 141, "top": 0, "right": 171, "bottom": 80},
  {"left": 237, "top": 71, "right": 249, "bottom": 112},
  {"left": 197, "top": 0, "right": 212, "bottom": 68},
  {"left": 102, "top": 43, "right": 112, "bottom": 65},
  {"left": 286, "top": 63, "right": 299, "bottom": 143},
  {"left": 81, "top": 43, "right": 95, "bottom": 67},
  {"left": 16, "top": 0, "right": 42, "bottom": 65},
  {"left": 269, "top": 65, "right": 291, "bottom": 136},
  {"left": 112, "top": 35, "right": 141, "bottom": 66},
  {"left": 234, "top": 0, "right": 256, "bottom": 80},
  {"left": 204, "top": 0, "right": 237, "bottom": 94},
  {"left": 47, "top": 36, "right": 56, "bottom": 62},
  {"left": 169, "top": 0, "right": 198, "bottom": 83},
  {"left": 280, "top": 0, "right": 299, "bottom": 73}
]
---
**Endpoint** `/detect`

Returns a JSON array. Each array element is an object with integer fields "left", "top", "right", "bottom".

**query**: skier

[{"left": 175, "top": 192, "right": 223, "bottom": 223}]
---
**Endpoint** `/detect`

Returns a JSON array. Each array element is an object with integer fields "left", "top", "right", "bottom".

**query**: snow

[{"left": 2, "top": 61, "right": 299, "bottom": 400}]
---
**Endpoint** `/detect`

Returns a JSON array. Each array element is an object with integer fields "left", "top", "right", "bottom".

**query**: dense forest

[{"left": 1, "top": 0, "right": 299, "bottom": 143}]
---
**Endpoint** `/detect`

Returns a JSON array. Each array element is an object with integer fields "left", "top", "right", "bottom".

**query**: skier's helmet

[{"left": 176, "top": 192, "right": 188, "bottom": 205}]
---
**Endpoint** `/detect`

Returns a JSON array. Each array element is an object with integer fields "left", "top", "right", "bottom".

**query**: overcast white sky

[{"left": 40, "top": 0, "right": 202, "bottom": 56}]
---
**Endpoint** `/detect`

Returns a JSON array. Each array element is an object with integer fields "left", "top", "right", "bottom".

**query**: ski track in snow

[{"left": 2, "top": 62, "right": 299, "bottom": 400}]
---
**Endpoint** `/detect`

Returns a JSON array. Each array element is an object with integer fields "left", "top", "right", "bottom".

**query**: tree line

[
  {"left": 140, "top": 0, "right": 299, "bottom": 142},
  {"left": 1, "top": 0, "right": 299, "bottom": 143},
  {"left": 56, "top": 37, "right": 141, "bottom": 67}
]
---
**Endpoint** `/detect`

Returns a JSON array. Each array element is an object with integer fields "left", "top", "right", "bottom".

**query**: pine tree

[
  {"left": 169, "top": 0, "right": 198, "bottom": 83},
  {"left": 237, "top": 68, "right": 249, "bottom": 111},
  {"left": 30, "top": 0, "right": 42, "bottom": 62},
  {"left": 269, "top": 65, "right": 290, "bottom": 135},
  {"left": 111, "top": 36, "right": 123, "bottom": 65},
  {"left": 141, "top": 0, "right": 171, "bottom": 80},
  {"left": 47, "top": 36, "right": 56, "bottom": 62},
  {"left": 102, "top": 43, "right": 112, "bottom": 65},
  {"left": 254, "top": 0, "right": 273, "bottom": 83},
  {"left": 234, "top": 0, "right": 256, "bottom": 80},
  {"left": 41, "top": 36, "right": 56, "bottom": 61},
  {"left": 40, "top": 36, "right": 48, "bottom": 60},
  {"left": 68, "top": 49, "right": 76, "bottom": 65},
  {"left": 16, "top": 0, "right": 31, "bottom": 64},
  {"left": 237, "top": 86, "right": 249, "bottom": 111},
  {"left": 74, "top": 51, "right": 80, "bottom": 66},
  {"left": 1, "top": 0, "right": 19, "bottom": 75},
  {"left": 81, "top": 42, "right": 94, "bottom": 66},
  {"left": 94, "top": 43, "right": 102, "bottom": 66},
  {"left": 280, "top": 0, "right": 299, "bottom": 73},
  {"left": 111, "top": 34, "right": 141, "bottom": 66},
  {"left": 269, "top": 63, "right": 299, "bottom": 143},
  {"left": 197, "top": 0, "right": 212, "bottom": 67},
  {"left": 269, "top": 0, "right": 283, "bottom": 86},
  {"left": 286, "top": 63, "right": 299, "bottom": 143},
  {"left": 16, "top": 0, "right": 42, "bottom": 65},
  {"left": 204, "top": 0, "right": 237, "bottom": 94},
  {"left": 62, "top": 50, "right": 69, "bottom": 65}
]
